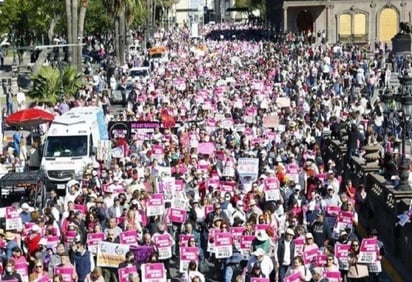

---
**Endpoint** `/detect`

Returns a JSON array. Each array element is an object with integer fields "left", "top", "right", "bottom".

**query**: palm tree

[
  {"left": 28, "top": 65, "right": 83, "bottom": 104},
  {"left": 78, "top": 0, "right": 89, "bottom": 69},
  {"left": 105, "top": 0, "right": 139, "bottom": 65}
]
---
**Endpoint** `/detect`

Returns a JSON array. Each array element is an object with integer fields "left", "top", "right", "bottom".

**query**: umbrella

[{"left": 5, "top": 108, "right": 55, "bottom": 128}]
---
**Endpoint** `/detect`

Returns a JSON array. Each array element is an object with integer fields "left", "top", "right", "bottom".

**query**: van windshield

[{"left": 44, "top": 136, "right": 88, "bottom": 157}]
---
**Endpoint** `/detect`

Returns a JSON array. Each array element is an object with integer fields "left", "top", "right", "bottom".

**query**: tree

[
  {"left": 28, "top": 65, "right": 83, "bottom": 104},
  {"left": 105, "top": 0, "right": 140, "bottom": 65}
]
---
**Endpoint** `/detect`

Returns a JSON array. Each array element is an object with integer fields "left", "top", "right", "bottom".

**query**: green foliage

[
  {"left": 0, "top": 0, "right": 64, "bottom": 45},
  {"left": 28, "top": 65, "right": 83, "bottom": 104},
  {"left": 84, "top": 0, "right": 113, "bottom": 35}
]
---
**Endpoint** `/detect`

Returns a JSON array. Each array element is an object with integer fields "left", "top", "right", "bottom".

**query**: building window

[
  {"left": 379, "top": 8, "right": 398, "bottom": 42},
  {"left": 339, "top": 12, "right": 367, "bottom": 42}
]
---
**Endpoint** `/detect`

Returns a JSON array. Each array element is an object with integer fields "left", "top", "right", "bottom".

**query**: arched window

[{"left": 379, "top": 8, "right": 398, "bottom": 42}]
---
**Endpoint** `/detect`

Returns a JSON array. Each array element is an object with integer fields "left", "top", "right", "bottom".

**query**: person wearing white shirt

[{"left": 246, "top": 248, "right": 274, "bottom": 278}]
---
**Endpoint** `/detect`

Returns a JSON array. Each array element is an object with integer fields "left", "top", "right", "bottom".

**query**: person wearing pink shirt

[{"left": 10, "top": 246, "right": 28, "bottom": 265}]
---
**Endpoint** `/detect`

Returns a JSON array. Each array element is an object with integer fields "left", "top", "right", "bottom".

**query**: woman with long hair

[{"left": 347, "top": 240, "right": 369, "bottom": 282}]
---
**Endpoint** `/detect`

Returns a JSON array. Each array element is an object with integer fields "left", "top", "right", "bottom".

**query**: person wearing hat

[
  {"left": 3, "top": 232, "right": 18, "bottom": 260},
  {"left": 246, "top": 198, "right": 263, "bottom": 218},
  {"left": 251, "top": 231, "right": 271, "bottom": 254},
  {"left": 20, "top": 202, "right": 32, "bottom": 224},
  {"left": 311, "top": 267, "right": 325, "bottom": 282},
  {"left": 205, "top": 202, "right": 229, "bottom": 230},
  {"left": 246, "top": 248, "right": 274, "bottom": 279},
  {"left": 276, "top": 228, "right": 296, "bottom": 281},
  {"left": 303, "top": 232, "right": 319, "bottom": 258},
  {"left": 308, "top": 210, "right": 331, "bottom": 247},
  {"left": 245, "top": 261, "right": 266, "bottom": 282},
  {"left": 324, "top": 185, "right": 342, "bottom": 207}
]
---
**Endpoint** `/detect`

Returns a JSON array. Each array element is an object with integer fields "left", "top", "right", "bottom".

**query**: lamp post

[{"left": 394, "top": 69, "right": 412, "bottom": 190}]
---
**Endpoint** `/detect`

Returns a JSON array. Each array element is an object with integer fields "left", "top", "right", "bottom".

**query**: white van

[{"left": 41, "top": 107, "right": 108, "bottom": 190}]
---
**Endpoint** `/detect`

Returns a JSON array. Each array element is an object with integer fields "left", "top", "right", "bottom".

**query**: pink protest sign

[
  {"left": 358, "top": 238, "right": 378, "bottom": 264},
  {"left": 303, "top": 246, "right": 319, "bottom": 265},
  {"left": 214, "top": 232, "right": 233, "bottom": 259},
  {"left": 73, "top": 204, "right": 87, "bottom": 214},
  {"left": 47, "top": 235, "right": 60, "bottom": 250},
  {"left": 324, "top": 271, "right": 341, "bottom": 282},
  {"left": 284, "top": 271, "right": 301, "bottom": 282},
  {"left": 204, "top": 205, "right": 214, "bottom": 215},
  {"left": 5, "top": 207, "right": 22, "bottom": 230},
  {"left": 206, "top": 179, "right": 220, "bottom": 191},
  {"left": 294, "top": 237, "right": 305, "bottom": 257},
  {"left": 87, "top": 232, "right": 105, "bottom": 254},
  {"left": 152, "top": 144, "right": 164, "bottom": 155},
  {"left": 179, "top": 234, "right": 194, "bottom": 247},
  {"left": 240, "top": 235, "right": 255, "bottom": 259},
  {"left": 146, "top": 193, "right": 165, "bottom": 217},
  {"left": 120, "top": 230, "right": 138, "bottom": 245},
  {"left": 198, "top": 142, "right": 216, "bottom": 155},
  {"left": 55, "top": 266, "right": 75, "bottom": 282},
  {"left": 179, "top": 247, "right": 199, "bottom": 272},
  {"left": 64, "top": 230, "right": 77, "bottom": 245},
  {"left": 251, "top": 278, "right": 270, "bottom": 282},
  {"left": 325, "top": 205, "right": 340, "bottom": 216},
  {"left": 197, "top": 162, "right": 209, "bottom": 172},
  {"left": 169, "top": 208, "right": 186, "bottom": 223},
  {"left": 141, "top": 263, "right": 166, "bottom": 282},
  {"left": 286, "top": 163, "right": 300, "bottom": 174},
  {"left": 175, "top": 179, "right": 185, "bottom": 192},
  {"left": 37, "top": 275, "right": 50, "bottom": 282},
  {"left": 23, "top": 222, "right": 34, "bottom": 236},
  {"left": 338, "top": 211, "right": 354, "bottom": 224},
  {"left": 254, "top": 224, "right": 269, "bottom": 232},
  {"left": 264, "top": 177, "right": 280, "bottom": 201},
  {"left": 116, "top": 216, "right": 126, "bottom": 225},
  {"left": 316, "top": 254, "right": 327, "bottom": 267},
  {"left": 153, "top": 233, "right": 172, "bottom": 260},
  {"left": 14, "top": 262, "right": 28, "bottom": 278},
  {"left": 220, "top": 181, "right": 235, "bottom": 192},
  {"left": 118, "top": 266, "right": 137, "bottom": 282},
  {"left": 335, "top": 243, "right": 351, "bottom": 269},
  {"left": 230, "top": 227, "right": 246, "bottom": 243}
]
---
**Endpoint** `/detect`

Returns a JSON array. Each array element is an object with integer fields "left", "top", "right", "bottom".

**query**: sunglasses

[
  {"left": 352, "top": 244, "right": 359, "bottom": 247},
  {"left": 36, "top": 265, "right": 43, "bottom": 268}
]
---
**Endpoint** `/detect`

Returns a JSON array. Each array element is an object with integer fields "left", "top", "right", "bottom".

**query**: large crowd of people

[{"left": 1, "top": 22, "right": 403, "bottom": 282}]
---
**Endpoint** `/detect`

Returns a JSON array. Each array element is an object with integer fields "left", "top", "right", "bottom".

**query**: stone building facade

[{"left": 267, "top": 0, "right": 411, "bottom": 44}]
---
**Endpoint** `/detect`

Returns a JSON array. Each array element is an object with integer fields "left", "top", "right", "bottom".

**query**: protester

[
  {"left": 1, "top": 259, "right": 22, "bottom": 282},
  {"left": 0, "top": 22, "right": 398, "bottom": 282}
]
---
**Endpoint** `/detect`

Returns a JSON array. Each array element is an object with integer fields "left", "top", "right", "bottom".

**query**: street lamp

[{"left": 395, "top": 69, "right": 412, "bottom": 191}]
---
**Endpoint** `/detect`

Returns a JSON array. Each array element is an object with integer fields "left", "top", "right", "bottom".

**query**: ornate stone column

[
  {"left": 370, "top": 1, "right": 377, "bottom": 43},
  {"left": 283, "top": 7, "right": 288, "bottom": 32},
  {"left": 326, "top": 5, "right": 334, "bottom": 43},
  {"left": 400, "top": 1, "right": 407, "bottom": 22}
]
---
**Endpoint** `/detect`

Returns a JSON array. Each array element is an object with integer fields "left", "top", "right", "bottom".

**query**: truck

[{"left": 40, "top": 107, "right": 108, "bottom": 190}]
